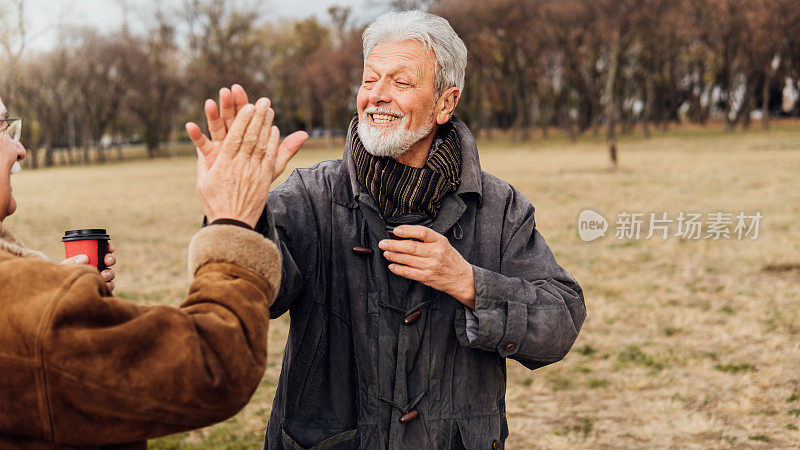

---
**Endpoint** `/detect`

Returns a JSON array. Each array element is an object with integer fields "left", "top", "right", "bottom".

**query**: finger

[
  {"left": 232, "top": 84, "right": 249, "bottom": 113},
  {"left": 104, "top": 253, "right": 116, "bottom": 268},
  {"left": 383, "top": 251, "right": 432, "bottom": 269},
  {"left": 241, "top": 98, "right": 270, "bottom": 156},
  {"left": 274, "top": 130, "right": 309, "bottom": 178},
  {"left": 105, "top": 281, "right": 115, "bottom": 293},
  {"left": 393, "top": 225, "right": 439, "bottom": 242},
  {"left": 378, "top": 238, "right": 432, "bottom": 257},
  {"left": 254, "top": 108, "right": 275, "bottom": 160},
  {"left": 101, "top": 269, "right": 115, "bottom": 282},
  {"left": 205, "top": 99, "right": 226, "bottom": 141},
  {"left": 220, "top": 87, "right": 235, "bottom": 131},
  {"left": 221, "top": 104, "right": 256, "bottom": 160},
  {"left": 388, "top": 263, "right": 427, "bottom": 282},
  {"left": 61, "top": 254, "right": 89, "bottom": 265},
  {"left": 185, "top": 122, "right": 213, "bottom": 157},
  {"left": 107, "top": 242, "right": 115, "bottom": 253},
  {"left": 262, "top": 125, "right": 280, "bottom": 175}
]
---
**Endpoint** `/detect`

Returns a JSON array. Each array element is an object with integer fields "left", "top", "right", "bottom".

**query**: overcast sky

[{"left": 20, "top": 0, "right": 389, "bottom": 51}]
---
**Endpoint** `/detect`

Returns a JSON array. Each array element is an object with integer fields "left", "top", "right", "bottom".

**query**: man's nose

[
  {"left": 16, "top": 142, "right": 26, "bottom": 161},
  {"left": 368, "top": 78, "right": 392, "bottom": 105}
]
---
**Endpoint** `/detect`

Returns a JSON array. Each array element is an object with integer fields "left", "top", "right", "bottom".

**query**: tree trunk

[
  {"left": 605, "top": 39, "right": 621, "bottom": 169},
  {"left": 761, "top": 65, "right": 771, "bottom": 129},
  {"left": 45, "top": 146, "right": 54, "bottom": 167},
  {"left": 691, "top": 63, "right": 705, "bottom": 125},
  {"left": 723, "top": 47, "right": 736, "bottom": 131},
  {"left": 741, "top": 80, "right": 754, "bottom": 129},
  {"left": 642, "top": 74, "right": 654, "bottom": 138},
  {"left": 27, "top": 146, "right": 38, "bottom": 169},
  {"left": 96, "top": 144, "right": 106, "bottom": 162}
]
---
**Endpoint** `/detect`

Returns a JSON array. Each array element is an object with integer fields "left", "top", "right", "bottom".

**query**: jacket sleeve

[
  {"left": 454, "top": 198, "right": 586, "bottom": 371},
  {"left": 254, "top": 169, "right": 317, "bottom": 318},
  {"left": 41, "top": 224, "right": 282, "bottom": 445}
]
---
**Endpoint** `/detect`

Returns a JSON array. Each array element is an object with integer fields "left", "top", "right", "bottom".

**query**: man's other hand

[{"left": 379, "top": 226, "right": 476, "bottom": 308}]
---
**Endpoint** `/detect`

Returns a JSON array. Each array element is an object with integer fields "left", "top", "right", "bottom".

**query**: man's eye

[{"left": 396, "top": 81, "right": 410, "bottom": 87}]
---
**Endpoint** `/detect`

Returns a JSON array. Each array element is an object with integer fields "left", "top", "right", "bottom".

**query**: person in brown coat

[{"left": 0, "top": 95, "right": 306, "bottom": 449}]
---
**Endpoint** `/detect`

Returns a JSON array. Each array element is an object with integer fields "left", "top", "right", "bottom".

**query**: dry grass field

[{"left": 6, "top": 122, "right": 800, "bottom": 449}]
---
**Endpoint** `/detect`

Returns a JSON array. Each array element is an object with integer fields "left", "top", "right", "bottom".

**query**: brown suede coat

[{"left": 0, "top": 224, "right": 281, "bottom": 449}]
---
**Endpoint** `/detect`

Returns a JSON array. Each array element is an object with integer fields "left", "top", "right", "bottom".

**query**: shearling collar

[{"left": 0, "top": 224, "right": 48, "bottom": 260}]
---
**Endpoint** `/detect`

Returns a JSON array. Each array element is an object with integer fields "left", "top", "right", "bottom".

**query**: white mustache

[
  {"left": 10, "top": 162, "right": 21, "bottom": 175},
  {"left": 364, "top": 106, "right": 404, "bottom": 118}
]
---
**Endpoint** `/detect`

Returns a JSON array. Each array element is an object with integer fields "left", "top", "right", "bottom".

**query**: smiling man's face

[
  {"left": 356, "top": 40, "right": 440, "bottom": 160},
  {"left": 0, "top": 96, "right": 25, "bottom": 222}
]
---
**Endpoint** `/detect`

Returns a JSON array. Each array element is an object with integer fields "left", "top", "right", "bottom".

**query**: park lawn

[{"left": 7, "top": 121, "right": 800, "bottom": 448}]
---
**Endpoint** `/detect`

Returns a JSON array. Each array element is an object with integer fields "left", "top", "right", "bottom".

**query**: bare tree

[
  {"left": 120, "top": 17, "right": 185, "bottom": 158},
  {"left": 183, "top": 0, "right": 268, "bottom": 105}
]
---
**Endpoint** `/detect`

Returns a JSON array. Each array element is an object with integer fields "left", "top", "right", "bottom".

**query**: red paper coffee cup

[{"left": 62, "top": 229, "right": 110, "bottom": 271}]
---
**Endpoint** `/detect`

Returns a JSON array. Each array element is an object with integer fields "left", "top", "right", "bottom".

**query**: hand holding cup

[{"left": 61, "top": 231, "right": 117, "bottom": 292}]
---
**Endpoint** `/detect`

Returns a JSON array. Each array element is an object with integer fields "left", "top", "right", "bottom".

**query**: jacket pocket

[
  {"left": 295, "top": 326, "right": 324, "bottom": 410},
  {"left": 455, "top": 414, "right": 508, "bottom": 450},
  {"left": 281, "top": 424, "right": 358, "bottom": 449},
  {"left": 286, "top": 306, "right": 326, "bottom": 416}
]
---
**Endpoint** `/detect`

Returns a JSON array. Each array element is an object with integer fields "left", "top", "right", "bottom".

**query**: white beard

[
  {"left": 10, "top": 162, "right": 21, "bottom": 175},
  {"left": 358, "top": 107, "right": 435, "bottom": 159}
]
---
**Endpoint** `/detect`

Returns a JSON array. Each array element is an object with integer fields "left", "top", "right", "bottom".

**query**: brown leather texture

[{"left": 0, "top": 226, "right": 280, "bottom": 447}]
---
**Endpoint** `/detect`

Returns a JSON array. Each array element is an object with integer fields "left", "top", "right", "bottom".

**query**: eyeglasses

[{"left": 0, "top": 118, "right": 22, "bottom": 143}]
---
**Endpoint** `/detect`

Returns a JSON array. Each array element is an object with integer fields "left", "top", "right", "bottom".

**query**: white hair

[{"left": 362, "top": 10, "right": 467, "bottom": 96}]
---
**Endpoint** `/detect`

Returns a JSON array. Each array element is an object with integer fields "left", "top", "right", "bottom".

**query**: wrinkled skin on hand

[
  {"left": 379, "top": 225, "right": 476, "bottom": 308},
  {"left": 193, "top": 99, "right": 283, "bottom": 228}
]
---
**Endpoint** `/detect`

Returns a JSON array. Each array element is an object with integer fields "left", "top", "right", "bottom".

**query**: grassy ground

[{"left": 7, "top": 121, "right": 800, "bottom": 448}]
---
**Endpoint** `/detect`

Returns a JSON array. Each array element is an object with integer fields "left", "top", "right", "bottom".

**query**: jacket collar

[
  {"left": 333, "top": 115, "right": 483, "bottom": 209},
  {"left": 0, "top": 224, "right": 48, "bottom": 260}
]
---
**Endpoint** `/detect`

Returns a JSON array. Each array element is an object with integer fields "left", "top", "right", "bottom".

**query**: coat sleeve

[
  {"left": 254, "top": 169, "right": 318, "bottom": 318},
  {"left": 40, "top": 225, "right": 282, "bottom": 445},
  {"left": 454, "top": 197, "right": 586, "bottom": 371}
]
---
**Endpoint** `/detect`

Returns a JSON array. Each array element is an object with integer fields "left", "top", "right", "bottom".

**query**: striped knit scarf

[{"left": 351, "top": 118, "right": 461, "bottom": 220}]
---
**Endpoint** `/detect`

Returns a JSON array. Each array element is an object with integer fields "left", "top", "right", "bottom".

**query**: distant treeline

[{"left": 2, "top": 0, "right": 799, "bottom": 168}]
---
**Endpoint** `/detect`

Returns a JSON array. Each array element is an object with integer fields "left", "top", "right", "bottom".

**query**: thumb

[
  {"left": 273, "top": 130, "right": 309, "bottom": 179},
  {"left": 278, "top": 130, "right": 309, "bottom": 156},
  {"left": 61, "top": 254, "right": 89, "bottom": 265}
]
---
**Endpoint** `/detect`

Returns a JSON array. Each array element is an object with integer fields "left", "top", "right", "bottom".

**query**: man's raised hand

[
  {"left": 195, "top": 98, "right": 281, "bottom": 228},
  {"left": 185, "top": 84, "right": 308, "bottom": 183}
]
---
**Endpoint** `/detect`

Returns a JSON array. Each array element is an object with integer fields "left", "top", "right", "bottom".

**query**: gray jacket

[{"left": 257, "top": 118, "right": 586, "bottom": 450}]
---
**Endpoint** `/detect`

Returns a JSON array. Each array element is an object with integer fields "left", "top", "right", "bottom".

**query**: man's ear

[{"left": 436, "top": 87, "right": 460, "bottom": 125}]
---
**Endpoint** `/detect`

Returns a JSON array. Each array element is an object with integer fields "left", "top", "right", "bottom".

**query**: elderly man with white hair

[{"left": 191, "top": 10, "right": 586, "bottom": 450}]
